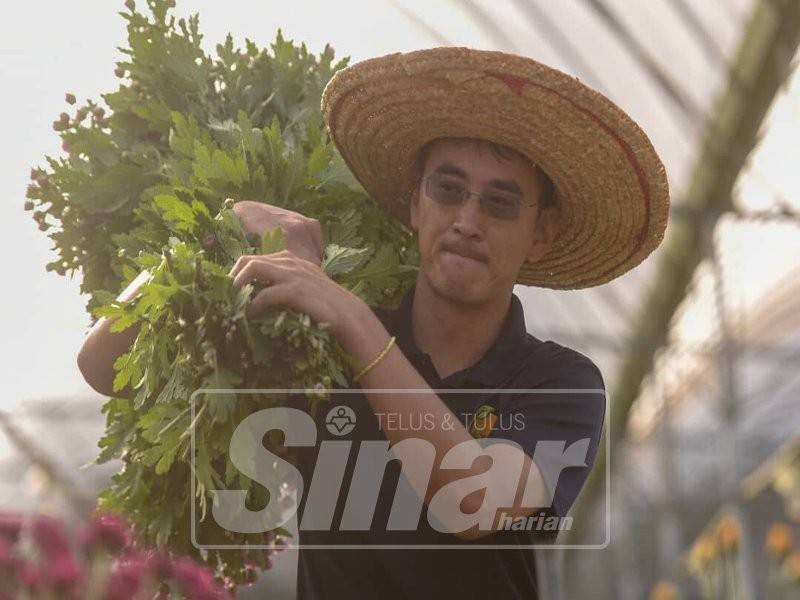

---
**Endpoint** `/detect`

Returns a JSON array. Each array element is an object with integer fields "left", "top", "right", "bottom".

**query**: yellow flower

[
  {"left": 765, "top": 523, "right": 794, "bottom": 561},
  {"left": 649, "top": 580, "right": 679, "bottom": 600},
  {"left": 715, "top": 514, "right": 741, "bottom": 553},
  {"left": 773, "top": 464, "right": 798, "bottom": 496},
  {"left": 783, "top": 551, "right": 800, "bottom": 583},
  {"left": 470, "top": 405, "right": 497, "bottom": 439},
  {"left": 688, "top": 535, "right": 718, "bottom": 574}
]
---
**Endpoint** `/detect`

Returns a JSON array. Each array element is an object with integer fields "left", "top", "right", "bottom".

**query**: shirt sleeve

[{"left": 488, "top": 351, "right": 606, "bottom": 520}]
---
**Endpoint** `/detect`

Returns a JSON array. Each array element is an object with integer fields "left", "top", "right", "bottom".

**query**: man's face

[{"left": 410, "top": 138, "right": 557, "bottom": 305}]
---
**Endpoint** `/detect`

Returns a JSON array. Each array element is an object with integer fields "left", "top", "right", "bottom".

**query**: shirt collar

[{"left": 385, "top": 283, "right": 529, "bottom": 387}]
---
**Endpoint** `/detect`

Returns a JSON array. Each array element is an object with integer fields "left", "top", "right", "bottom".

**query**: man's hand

[
  {"left": 228, "top": 250, "right": 366, "bottom": 340},
  {"left": 230, "top": 199, "right": 324, "bottom": 265}
]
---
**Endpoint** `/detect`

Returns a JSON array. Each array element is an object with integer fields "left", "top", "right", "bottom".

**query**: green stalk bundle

[{"left": 25, "top": 0, "right": 418, "bottom": 585}]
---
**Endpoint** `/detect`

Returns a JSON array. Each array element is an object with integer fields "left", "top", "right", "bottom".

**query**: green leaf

[
  {"left": 203, "top": 368, "right": 243, "bottom": 423},
  {"left": 321, "top": 244, "right": 371, "bottom": 276},
  {"left": 153, "top": 194, "right": 197, "bottom": 232},
  {"left": 260, "top": 227, "right": 286, "bottom": 255},
  {"left": 112, "top": 349, "right": 140, "bottom": 393}
]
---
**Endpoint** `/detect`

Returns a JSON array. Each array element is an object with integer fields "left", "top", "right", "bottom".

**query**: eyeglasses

[{"left": 422, "top": 172, "right": 535, "bottom": 221}]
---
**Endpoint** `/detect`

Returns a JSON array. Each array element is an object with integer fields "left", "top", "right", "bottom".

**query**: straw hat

[{"left": 320, "top": 46, "right": 669, "bottom": 289}]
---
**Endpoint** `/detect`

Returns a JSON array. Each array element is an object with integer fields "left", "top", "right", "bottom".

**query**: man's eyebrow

[{"left": 432, "top": 162, "right": 524, "bottom": 195}]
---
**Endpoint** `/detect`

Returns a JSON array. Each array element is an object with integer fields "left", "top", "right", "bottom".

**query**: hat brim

[{"left": 321, "top": 47, "right": 669, "bottom": 289}]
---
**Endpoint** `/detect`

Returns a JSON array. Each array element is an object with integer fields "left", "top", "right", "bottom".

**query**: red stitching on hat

[
  {"left": 483, "top": 69, "right": 652, "bottom": 283},
  {"left": 483, "top": 71, "right": 528, "bottom": 96}
]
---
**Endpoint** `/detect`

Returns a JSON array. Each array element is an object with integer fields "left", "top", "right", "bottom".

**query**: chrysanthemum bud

[
  {"left": 115, "top": 67, "right": 126, "bottom": 78},
  {"left": 24, "top": 200, "right": 34, "bottom": 211},
  {"left": 62, "top": 140, "right": 72, "bottom": 153},
  {"left": 76, "top": 107, "right": 88, "bottom": 121},
  {"left": 93, "top": 107, "right": 105, "bottom": 119},
  {"left": 243, "top": 565, "right": 258, "bottom": 585},
  {"left": 124, "top": 0, "right": 135, "bottom": 11},
  {"left": 65, "top": 93, "right": 76, "bottom": 105}
]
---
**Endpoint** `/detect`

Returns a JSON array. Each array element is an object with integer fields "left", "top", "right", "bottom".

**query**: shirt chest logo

[{"left": 469, "top": 404, "right": 498, "bottom": 438}]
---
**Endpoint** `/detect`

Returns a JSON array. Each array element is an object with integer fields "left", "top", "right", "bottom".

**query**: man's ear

[{"left": 525, "top": 206, "right": 560, "bottom": 264}]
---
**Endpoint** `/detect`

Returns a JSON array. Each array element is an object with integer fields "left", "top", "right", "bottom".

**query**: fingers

[
  {"left": 229, "top": 256, "right": 279, "bottom": 289},
  {"left": 228, "top": 250, "right": 313, "bottom": 289},
  {"left": 228, "top": 253, "right": 255, "bottom": 278},
  {"left": 227, "top": 199, "right": 324, "bottom": 264},
  {"left": 245, "top": 283, "right": 295, "bottom": 320}
]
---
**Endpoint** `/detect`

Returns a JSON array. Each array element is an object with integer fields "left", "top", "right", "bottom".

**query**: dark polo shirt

[{"left": 291, "top": 284, "right": 606, "bottom": 599}]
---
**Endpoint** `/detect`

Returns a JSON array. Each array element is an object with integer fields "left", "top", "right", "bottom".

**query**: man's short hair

[{"left": 414, "top": 137, "right": 557, "bottom": 214}]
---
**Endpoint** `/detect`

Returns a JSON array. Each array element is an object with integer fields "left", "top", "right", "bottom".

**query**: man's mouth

[{"left": 441, "top": 245, "right": 488, "bottom": 264}]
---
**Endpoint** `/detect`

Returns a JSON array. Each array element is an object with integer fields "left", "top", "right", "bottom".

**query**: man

[{"left": 78, "top": 47, "right": 669, "bottom": 598}]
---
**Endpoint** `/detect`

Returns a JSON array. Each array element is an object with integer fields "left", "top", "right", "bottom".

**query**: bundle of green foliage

[{"left": 24, "top": 0, "right": 418, "bottom": 586}]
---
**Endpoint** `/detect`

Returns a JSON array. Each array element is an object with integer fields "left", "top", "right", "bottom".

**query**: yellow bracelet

[{"left": 353, "top": 336, "right": 396, "bottom": 382}]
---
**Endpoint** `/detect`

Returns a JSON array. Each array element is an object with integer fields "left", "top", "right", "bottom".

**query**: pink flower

[
  {"left": 104, "top": 555, "right": 147, "bottom": 600},
  {"left": 143, "top": 549, "right": 175, "bottom": 581},
  {"left": 80, "top": 513, "right": 132, "bottom": 555},
  {"left": 29, "top": 516, "right": 83, "bottom": 593},
  {"left": 17, "top": 562, "right": 43, "bottom": 590},
  {"left": 0, "top": 511, "right": 231, "bottom": 597},
  {"left": 32, "top": 515, "right": 72, "bottom": 558},
  {"left": 172, "top": 557, "right": 230, "bottom": 600},
  {"left": 45, "top": 553, "right": 83, "bottom": 590}
]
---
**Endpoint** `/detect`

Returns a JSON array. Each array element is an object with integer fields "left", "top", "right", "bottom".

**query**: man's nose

[{"left": 451, "top": 193, "right": 485, "bottom": 238}]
